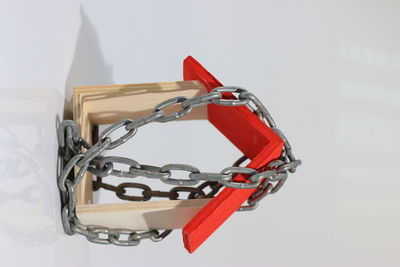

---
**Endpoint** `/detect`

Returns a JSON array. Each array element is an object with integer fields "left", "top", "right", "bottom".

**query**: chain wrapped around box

[{"left": 57, "top": 56, "right": 301, "bottom": 252}]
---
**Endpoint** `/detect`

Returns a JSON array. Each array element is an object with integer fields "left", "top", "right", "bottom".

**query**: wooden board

[
  {"left": 73, "top": 80, "right": 210, "bottom": 230},
  {"left": 182, "top": 56, "right": 284, "bottom": 252},
  {"left": 73, "top": 80, "right": 208, "bottom": 205},
  {"left": 77, "top": 199, "right": 211, "bottom": 230}
]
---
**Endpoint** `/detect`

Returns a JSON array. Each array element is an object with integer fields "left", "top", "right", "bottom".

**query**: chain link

[{"left": 57, "top": 86, "right": 301, "bottom": 246}]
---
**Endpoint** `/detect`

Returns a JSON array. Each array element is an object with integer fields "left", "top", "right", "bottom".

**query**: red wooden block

[{"left": 182, "top": 56, "right": 284, "bottom": 253}]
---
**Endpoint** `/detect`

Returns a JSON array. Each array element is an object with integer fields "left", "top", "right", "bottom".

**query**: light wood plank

[
  {"left": 76, "top": 80, "right": 208, "bottom": 125},
  {"left": 73, "top": 80, "right": 208, "bottom": 205},
  {"left": 72, "top": 80, "right": 210, "bottom": 230},
  {"left": 76, "top": 199, "right": 212, "bottom": 230}
]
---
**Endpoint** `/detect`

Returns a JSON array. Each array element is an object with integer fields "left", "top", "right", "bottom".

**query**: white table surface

[{"left": 0, "top": 1, "right": 399, "bottom": 266}]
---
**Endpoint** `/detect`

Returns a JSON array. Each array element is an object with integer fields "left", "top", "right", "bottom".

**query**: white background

[{"left": 0, "top": 0, "right": 399, "bottom": 266}]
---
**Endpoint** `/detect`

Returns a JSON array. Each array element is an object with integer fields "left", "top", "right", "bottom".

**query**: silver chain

[{"left": 57, "top": 86, "right": 301, "bottom": 246}]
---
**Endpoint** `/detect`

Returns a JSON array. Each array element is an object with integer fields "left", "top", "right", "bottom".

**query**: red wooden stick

[{"left": 182, "top": 56, "right": 284, "bottom": 253}]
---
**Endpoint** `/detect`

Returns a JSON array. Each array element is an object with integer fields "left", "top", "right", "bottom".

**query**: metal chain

[{"left": 57, "top": 86, "right": 301, "bottom": 246}]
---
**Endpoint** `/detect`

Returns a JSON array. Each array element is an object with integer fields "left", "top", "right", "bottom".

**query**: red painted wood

[{"left": 182, "top": 56, "right": 284, "bottom": 253}]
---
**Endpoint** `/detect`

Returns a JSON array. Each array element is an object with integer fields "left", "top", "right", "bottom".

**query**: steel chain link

[{"left": 57, "top": 86, "right": 301, "bottom": 246}]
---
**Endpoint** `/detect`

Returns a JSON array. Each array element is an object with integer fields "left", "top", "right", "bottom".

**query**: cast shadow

[{"left": 64, "top": 7, "right": 113, "bottom": 119}]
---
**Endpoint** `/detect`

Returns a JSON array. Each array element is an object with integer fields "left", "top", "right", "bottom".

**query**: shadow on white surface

[
  {"left": 64, "top": 7, "right": 113, "bottom": 118},
  {"left": 0, "top": 4, "right": 114, "bottom": 266}
]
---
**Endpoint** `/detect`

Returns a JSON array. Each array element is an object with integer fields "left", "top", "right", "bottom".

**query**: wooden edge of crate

[
  {"left": 76, "top": 198, "right": 212, "bottom": 230},
  {"left": 72, "top": 80, "right": 208, "bottom": 230}
]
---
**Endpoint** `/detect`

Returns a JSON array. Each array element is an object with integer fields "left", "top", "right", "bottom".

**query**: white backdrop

[{"left": 0, "top": 1, "right": 399, "bottom": 266}]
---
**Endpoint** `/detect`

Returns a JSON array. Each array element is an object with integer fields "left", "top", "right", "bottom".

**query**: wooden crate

[{"left": 73, "top": 80, "right": 212, "bottom": 230}]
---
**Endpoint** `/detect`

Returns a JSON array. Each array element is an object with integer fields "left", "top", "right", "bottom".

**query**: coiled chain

[{"left": 57, "top": 86, "right": 301, "bottom": 246}]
